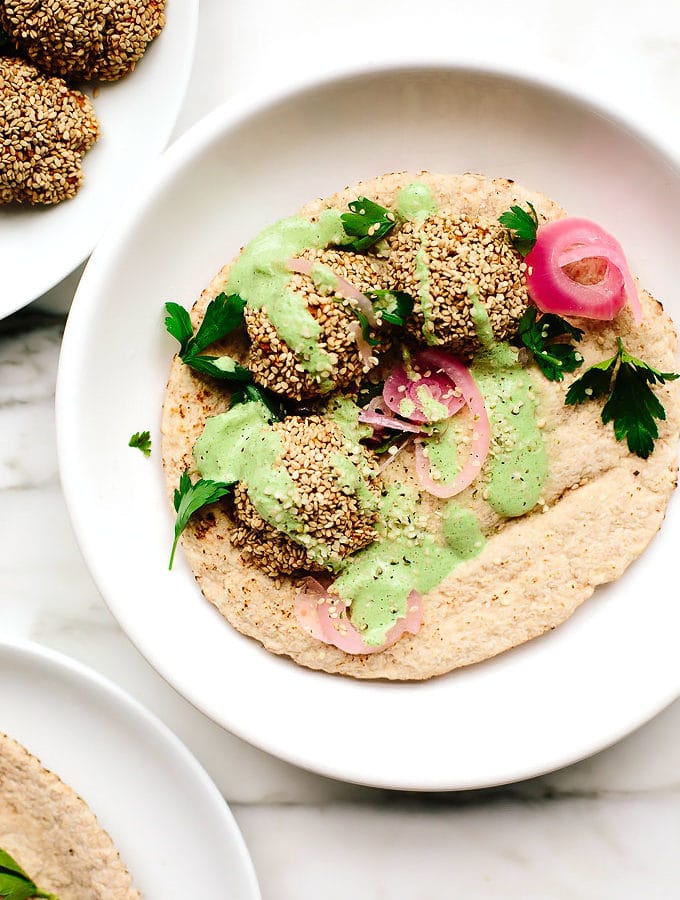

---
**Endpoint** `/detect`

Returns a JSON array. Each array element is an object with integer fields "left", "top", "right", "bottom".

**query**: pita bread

[
  {"left": 0, "top": 733, "right": 139, "bottom": 899},
  {"left": 161, "top": 171, "right": 680, "bottom": 680}
]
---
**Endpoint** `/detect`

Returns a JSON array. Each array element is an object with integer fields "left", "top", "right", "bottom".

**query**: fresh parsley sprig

[
  {"left": 565, "top": 338, "right": 679, "bottom": 458},
  {"left": 229, "top": 382, "right": 285, "bottom": 422},
  {"left": 367, "top": 290, "right": 414, "bottom": 327},
  {"left": 128, "top": 430, "right": 152, "bottom": 457},
  {"left": 164, "top": 293, "right": 251, "bottom": 382},
  {"left": 350, "top": 289, "right": 415, "bottom": 348},
  {"left": 518, "top": 306, "right": 585, "bottom": 382},
  {"left": 341, "top": 198, "right": 399, "bottom": 251},
  {"left": 0, "top": 848, "right": 59, "bottom": 900},
  {"left": 353, "top": 309, "right": 380, "bottom": 348},
  {"left": 169, "top": 471, "right": 234, "bottom": 569},
  {"left": 498, "top": 202, "right": 539, "bottom": 257}
]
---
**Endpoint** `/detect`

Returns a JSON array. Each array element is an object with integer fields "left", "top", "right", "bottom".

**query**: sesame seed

[
  {"left": 0, "top": 57, "right": 100, "bottom": 205},
  {"left": 0, "top": 0, "right": 166, "bottom": 81}
]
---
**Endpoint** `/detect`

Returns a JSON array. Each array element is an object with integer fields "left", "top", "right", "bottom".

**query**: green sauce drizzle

[
  {"left": 335, "top": 484, "right": 485, "bottom": 645},
  {"left": 324, "top": 396, "right": 373, "bottom": 444},
  {"left": 226, "top": 210, "right": 347, "bottom": 387},
  {"left": 397, "top": 182, "right": 438, "bottom": 222},
  {"left": 416, "top": 295, "right": 548, "bottom": 518},
  {"left": 473, "top": 349, "right": 548, "bottom": 517},
  {"left": 415, "top": 385, "right": 450, "bottom": 422},
  {"left": 397, "top": 181, "right": 438, "bottom": 345},
  {"left": 420, "top": 419, "right": 461, "bottom": 486},
  {"left": 469, "top": 296, "right": 548, "bottom": 517},
  {"left": 193, "top": 402, "right": 373, "bottom": 570},
  {"left": 309, "top": 262, "right": 338, "bottom": 295}
]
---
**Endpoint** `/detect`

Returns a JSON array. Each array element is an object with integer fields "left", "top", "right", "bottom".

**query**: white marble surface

[{"left": 3, "top": 1, "right": 680, "bottom": 897}]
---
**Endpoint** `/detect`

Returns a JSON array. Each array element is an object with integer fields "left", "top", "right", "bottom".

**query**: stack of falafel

[{"left": 0, "top": 0, "right": 166, "bottom": 205}]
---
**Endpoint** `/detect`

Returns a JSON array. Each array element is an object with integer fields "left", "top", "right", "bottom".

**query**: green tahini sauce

[
  {"left": 193, "top": 401, "right": 374, "bottom": 571},
  {"left": 226, "top": 210, "right": 347, "bottom": 388},
  {"left": 418, "top": 293, "right": 548, "bottom": 517},
  {"left": 335, "top": 484, "right": 486, "bottom": 645},
  {"left": 472, "top": 344, "right": 548, "bottom": 517},
  {"left": 397, "top": 181, "right": 439, "bottom": 345}
]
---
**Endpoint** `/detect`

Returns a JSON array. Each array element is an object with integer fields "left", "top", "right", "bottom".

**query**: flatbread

[
  {"left": 0, "top": 733, "right": 139, "bottom": 899},
  {"left": 161, "top": 171, "right": 680, "bottom": 680}
]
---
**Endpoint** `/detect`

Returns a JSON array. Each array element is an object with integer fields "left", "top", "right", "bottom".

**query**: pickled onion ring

[
  {"left": 358, "top": 409, "right": 426, "bottom": 434},
  {"left": 412, "top": 349, "right": 491, "bottom": 498},
  {"left": 383, "top": 364, "right": 465, "bottom": 424},
  {"left": 294, "top": 579, "right": 327, "bottom": 641},
  {"left": 287, "top": 257, "right": 378, "bottom": 325},
  {"left": 294, "top": 578, "right": 423, "bottom": 654},
  {"left": 358, "top": 396, "right": 428, "bottom": 435},
  {"left": 525, "top": 218, "right": 641, "bottom": 324}
]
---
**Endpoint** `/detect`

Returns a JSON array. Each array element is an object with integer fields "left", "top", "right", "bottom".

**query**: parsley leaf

[
  {"left": 181, "top": 354, "right": 252, "bottom": 382},
  {"left": 128, "top": 430, "right": 152, "bottom": 457},
  {"left": 367, "top": 290, "right": 414, "bottom": 326},
  {"left": 348, "top": 289, "right": 414, "bottom": 347},
  {"left": 353, "top": 308, "right": 380, "bottom": 347},
  {"left": 164, "top": 302, "right": 194, "bottom": 354},
  {"left": 563, "top": 352, "right": 617, "bottom": 404},
  {"left": 229, "top": 383, "right": 285, "bottom": 422},
  {"left": 0, "top": 847, "right": 59, "bottom": 899},
  {"left": 498, "top": 202, "right": 539, "bottom": 257},
  {"left": 169, "top": 472, "right": 234, "bottom": 569},
  {"left": 565, "top": 338, "right": 679, "bottom": 458},
  {"left": 191, "top": 293, "right": 246, "bottom": 353},
  {"left": 518, "top": 305, "right": 585, "bottom": 382},
  {"left": 164, "top": 294, "right": 250, "bottom": 382},
  {"left": 341, "top": 198, "right": 398, "bottom": 251}
]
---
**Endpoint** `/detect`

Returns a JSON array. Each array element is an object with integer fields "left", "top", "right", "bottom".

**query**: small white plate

[
  {"left": 0, "top": 0, "right": 198, "bottom": 319},
  {"left": 0, "top": 640, "right": 260, "bottom": 898},
  {"left": 57, "top": 63, "right": 680, "bottom": 790}
]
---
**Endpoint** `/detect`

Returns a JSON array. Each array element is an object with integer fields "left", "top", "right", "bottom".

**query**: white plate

[
  {"left": 57, "top": 63, "right": 680, "bottom": 790},
  {"left": 0, "top": 640, "right": 260, "bottom": 898},
  {"left": 0, "top": 0, "right": 198, "bottom": 319}
]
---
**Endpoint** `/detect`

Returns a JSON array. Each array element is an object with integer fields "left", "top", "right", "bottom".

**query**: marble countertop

[{"left": 3, "top": 1, "right": 680, "bottom": 897}]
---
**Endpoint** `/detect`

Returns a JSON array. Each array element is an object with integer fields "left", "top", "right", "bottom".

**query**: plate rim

[
  {"left": 0, "top": 637, "right": 261, "bottom": 898},
  {"left": 56, "top": 58, "right": 680, "bottom": 791}
]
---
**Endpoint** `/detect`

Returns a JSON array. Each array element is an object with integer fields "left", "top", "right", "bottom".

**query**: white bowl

[
  {"left": 0, "top": 0, "right": 198, "bottom": 319},
  {"left": 57, "top": 63, "right": 680, "bottom": 790},
  {"left": 0, "top": 640, "right": 260, "bottom": 898}
]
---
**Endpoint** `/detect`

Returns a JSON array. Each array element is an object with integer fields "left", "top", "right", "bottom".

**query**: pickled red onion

[
  {"left": 286, "top": 257, "right": 378, "bottom": 325},
  {"left": 411, "top": 349, "right": 491, "bottom": 498},
  {"left": 525, "top": 218, "right": 641, "bottom": 324},
  {"left": 358, "top": 396, "right": 428, "bottom": 435},
  {"left": 294, "top": 577, "right": 423, "bottom": 654},
  {"left": 358, "top": 408, "right": 426, "bottom": 434},
  {"left": 383, "top": 364, "right": 465, "bottom": 424},
  {"left": 294, "top": 580, "right": 327, "bottom": 641}
]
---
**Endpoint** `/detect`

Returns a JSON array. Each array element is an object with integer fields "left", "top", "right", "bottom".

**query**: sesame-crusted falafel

[
  {"left": 0, "top": 0, "right": 166, "bottom": 81},
  {"left": 388, "top": 213, "right": 529, "bottom": 355},
  {"left": 0, "top": 57, "right": 99, "bottom": 204},
  {"left": 245, "top": 248, "right": 391, "bottom": 401},
  {"left": 230, "top": 415, "right": 382, "bottom": 577}
]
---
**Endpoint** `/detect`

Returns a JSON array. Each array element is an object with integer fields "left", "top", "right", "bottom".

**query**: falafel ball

[
  {"left": 230, "top": 415, "right": 382, "bottom": 578},
  {"left": 0, "top": 0, "right": 166, "bottom": 81},
  {"left": 0, "top": 57, "right": 99, "bottom": 204},
  {"left": 388, "top": 213, "right": 529, "bottom": 355},
  {"left": 245, "top": 248, "right": 391, "bottom": 402}
]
